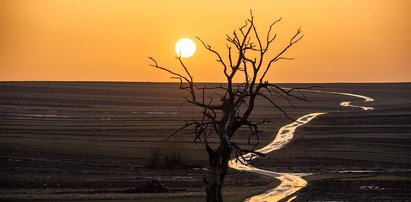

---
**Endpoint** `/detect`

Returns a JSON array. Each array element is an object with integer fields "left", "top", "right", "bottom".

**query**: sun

[{"left": 175, "top": 38, "right": 196, "bottom": 58}]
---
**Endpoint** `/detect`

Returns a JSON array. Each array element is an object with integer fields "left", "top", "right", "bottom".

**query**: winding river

[{"left": 228, "top": 89, "right": 375, "bottom": 202}]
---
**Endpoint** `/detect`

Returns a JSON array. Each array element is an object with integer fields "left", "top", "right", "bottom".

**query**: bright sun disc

[{"left": 175, "top": 38, "right": 196, "bottom": 58}]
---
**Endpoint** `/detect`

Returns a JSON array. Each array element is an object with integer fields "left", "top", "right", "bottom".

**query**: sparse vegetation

[{"left": 146, "top": 139, "right": 187, "bottom": 169}]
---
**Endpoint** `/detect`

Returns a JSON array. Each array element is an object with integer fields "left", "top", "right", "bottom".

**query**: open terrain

[{"left": 1, "top": 82, "right": 410, "bottom": 201}]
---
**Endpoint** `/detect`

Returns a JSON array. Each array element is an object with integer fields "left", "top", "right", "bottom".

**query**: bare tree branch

[
  {"left": 148, "top": 11, "right": 308, "bottom": 201},
  {"left": 260, "top": 27, "right": 304, "bottom": 83}
]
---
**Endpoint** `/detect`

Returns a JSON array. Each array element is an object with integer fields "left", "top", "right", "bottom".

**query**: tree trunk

[
  {"left": 205, "top": 166, "right": 223, "bottom": 202},
  {"left": 205, "top": 145, "right": 230, "bottom": 202}
]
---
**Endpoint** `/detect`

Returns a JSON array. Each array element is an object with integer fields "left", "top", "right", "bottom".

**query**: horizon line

[{"left": 1, "top": 80, "right": 410, "bottom": 84}]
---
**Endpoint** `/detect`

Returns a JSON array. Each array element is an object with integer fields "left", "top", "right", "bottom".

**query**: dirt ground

[{"left": 1, "top": 82, "right": 410, "bottom": 201}]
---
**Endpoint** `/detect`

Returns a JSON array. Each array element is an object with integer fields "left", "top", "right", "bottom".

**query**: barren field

[{"left": 1, "top": 82, "right": 410, "bottom": 201}]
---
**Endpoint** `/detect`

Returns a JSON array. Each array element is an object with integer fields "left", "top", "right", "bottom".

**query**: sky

[{"left": 1, "top": 0, "right": 410, "bottom": 83}]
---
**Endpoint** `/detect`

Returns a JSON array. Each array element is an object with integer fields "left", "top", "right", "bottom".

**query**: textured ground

[{"left": 1, "top": 82, "right": 410, "bottom": 201}]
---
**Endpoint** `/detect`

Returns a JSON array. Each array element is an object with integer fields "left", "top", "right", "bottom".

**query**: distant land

[{"left": 1, "top": 82, "right": 410, "bottom": 201}]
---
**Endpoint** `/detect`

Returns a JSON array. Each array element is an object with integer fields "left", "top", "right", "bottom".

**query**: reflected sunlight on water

[
  {"left": 229, "top": 113, "right": 325, "bottom": 202},
  {"left": 229, "top": 89, "right": 375, "bottom": 202}
]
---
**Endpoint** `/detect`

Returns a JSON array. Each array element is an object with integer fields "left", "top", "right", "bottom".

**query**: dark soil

[
  {"left": 1, "top": 82, "right": 410, "bottom": 201},
  {"left": 294, "top": 179, "right": 411, "bottom": 202}
]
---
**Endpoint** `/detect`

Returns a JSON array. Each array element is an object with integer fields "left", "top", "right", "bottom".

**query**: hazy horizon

[{"left": 1, "top": 80, "right": 411, "bottom": 84}]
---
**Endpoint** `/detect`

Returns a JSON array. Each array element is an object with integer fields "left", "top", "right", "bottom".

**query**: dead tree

[{"left": 149, "top": 12, "right": 306, "bottom": 202}]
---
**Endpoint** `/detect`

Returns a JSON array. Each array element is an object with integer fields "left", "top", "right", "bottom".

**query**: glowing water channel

[
  {"left": 229, "top": 90, "right": 374, "bottom": 202},
  {"left": 303, "top": 89, "right": 374, "bottom": 111}
]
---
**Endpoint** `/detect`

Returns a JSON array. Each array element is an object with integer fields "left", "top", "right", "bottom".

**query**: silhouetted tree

[{"left": 149, "top": 11, "right": 306, "bottom": 202}]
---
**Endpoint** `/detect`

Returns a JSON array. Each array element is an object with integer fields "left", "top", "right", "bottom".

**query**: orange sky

[{"left": 1, "top": 0, "right": 410, "bottom": 83}]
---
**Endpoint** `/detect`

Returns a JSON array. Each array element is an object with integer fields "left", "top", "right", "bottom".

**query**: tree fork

[{"left": 149, "top": 11, "right": 309, "bottom": 202}]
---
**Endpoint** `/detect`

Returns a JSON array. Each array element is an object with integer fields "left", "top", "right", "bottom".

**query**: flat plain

[{"left": 1, "top": 82, "right": 410, "bottom": 201}]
